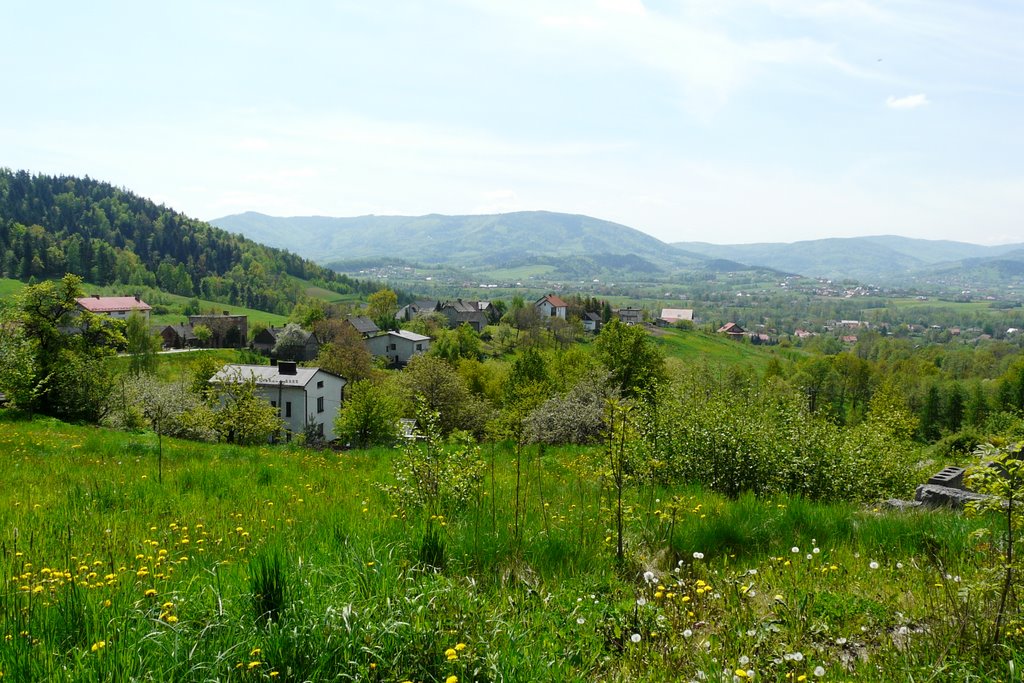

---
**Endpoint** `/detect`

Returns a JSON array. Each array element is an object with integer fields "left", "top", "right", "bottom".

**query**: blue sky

[{"left": 2, "top": 1, "right": 1021, "bottom": 245}]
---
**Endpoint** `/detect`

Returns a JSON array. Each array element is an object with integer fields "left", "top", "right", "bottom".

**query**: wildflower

[
  {"left": 643, "top": 571, "right": 656, "bottom": 584},
  {"left": 813, "top": 547, "right": 820, "bottom": 554},
  {"left": 734, "top": 669, "right": 749, "bottom": 678},
  {"left": 693, "top": 552, "right": 704, "bottom": 560},
  {"left": 250, "top": 648, "right": 262, "bottom": 657},
  {"left": 577, "top": 617, "right": 586, "bottom": 624},
  {"left": 739, "top": 655, "right": 749, "bottom": 665},
  {"left": 144, "top": 589, "right": 157, "bottom": 598},
  {"left": 248, "top": 661, "right": 261, "bottom": 670},
  {"left": 791, "top": 547, "right": 799, "bottom": 553},
  {"left": 446, "top": 677, "right": 459, "bottom": 683},
  {"left": 631, "top": 633, "right": 642, "bottom": 643},
  {"left": 454, "top": 642, "right": 466, "bottom": 651},
  {"left": 869, "top": 561, "right": 879, "bottom": 570},
  {"left": 683, "top": 629, "right": 693, "bottom": 638},
  {"left": 445, "top": 647, "right": 458, "bottom": 661},
  {"left": 91, "top": 640, "right": 106, "bottom": 652},
  {"left": 814, "top": 666, "right": 826, "bottom": 677}
]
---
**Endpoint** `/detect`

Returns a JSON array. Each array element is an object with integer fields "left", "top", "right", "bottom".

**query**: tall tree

[{"left": 593, "top": 319, "right": 665, "bottom": 399}]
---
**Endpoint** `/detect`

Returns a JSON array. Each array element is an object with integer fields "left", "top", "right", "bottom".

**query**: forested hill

[{"left": 0, "top": 169, "right": 378, "bottom": 313}]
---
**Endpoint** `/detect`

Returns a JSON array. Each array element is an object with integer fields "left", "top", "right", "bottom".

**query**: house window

[
  {"left": 317, "top": 396, "right": 324, "bottom": 413},
  {"left": 317, "top": 380, "right": 324, "bottom": 389},
  {"left": 285, "top": 402, "right": 292, "bottom": 418},
  {"left": 415, "top": 343, "right": 422, "bottom": 351}
]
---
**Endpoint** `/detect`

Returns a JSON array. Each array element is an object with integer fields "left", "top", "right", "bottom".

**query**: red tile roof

[{"left": 76, "top": 296, "right": 151, "bottom": 313}]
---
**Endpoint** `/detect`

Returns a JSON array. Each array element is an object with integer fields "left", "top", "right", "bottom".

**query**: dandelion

[
  {"left": 446, "top": 676, "right": 459, "bottom": 683},
  {"left": 813, "top": 547, "right": 820, "bottom": 554},
  {"left": 693, "top": 552, "right": 704, "bottom": 560},
  {"left": 248, "top": 661, "right": 261, "bottom": 670},
  {"left": 739, "top": 655, "right": 750, "bottom": 665},
  {"left": 869, "top": 561, "right": 879, "bottom": 570},
  {"left": 631, "top": 633, "right": 642, "bottom": 643},
  {"left": 455, "top": 642, "right": 466, "bottom": 651},
  {"left": 683, "top": 629, "right": 693, "bottom": 638},
  {"left": 144, "top": 588, "right": 157, "bottom": 597},
  {"left": 791, "top": 547, "right": 799, "bottom": 553},
  {"left": 91, "top": 640, "right": 106, "bottom": 652},
  {"left": 814, "top": 666, "right": 826, "bottom": 677},
  {"left": 643, "top": 571, "right": 656, "bottom": 584},
  {"left": 577, "top": 617, "right": 586, "bottom": 624}
]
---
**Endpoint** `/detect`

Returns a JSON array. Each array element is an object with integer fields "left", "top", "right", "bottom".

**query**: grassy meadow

[
  {"left": 651, "top": 327, "right": 804, "bottom": 373},
  {"left": 1, "top": 415, "right": 1019, "bottom": 682}
]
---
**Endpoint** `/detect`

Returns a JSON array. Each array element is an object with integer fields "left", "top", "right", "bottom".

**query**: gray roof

[
  {"left": 389, "top": 330, "right": 431, "bottom": 342},
  {"left": 348, "top": 316, "right": 380, "bottom": 335},
  {"left": 210, "top": 364, "right": 341, "bottom": 388}
]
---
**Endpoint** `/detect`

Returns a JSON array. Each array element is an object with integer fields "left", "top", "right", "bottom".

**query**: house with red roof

[
  {"left": 76, "top": 295, "right": 151, "bottom": 322},
  {"left": 535, "top": 294, "right": 568, "bottom": 320}
]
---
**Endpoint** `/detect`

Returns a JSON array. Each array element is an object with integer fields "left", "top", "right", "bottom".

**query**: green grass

[
  {"left": 652, "top": 326, "right": 806, "bottom": 372},
  {"left": 0, "top": 277, "right": 25, "bottom": 300},
  {"left": 0, "top": 415, "right": 1018, "bottom": 681}
]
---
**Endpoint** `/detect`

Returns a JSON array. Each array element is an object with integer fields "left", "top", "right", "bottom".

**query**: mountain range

[{"left": 213, "top": 211, "right": 1024, "bottom": 286}]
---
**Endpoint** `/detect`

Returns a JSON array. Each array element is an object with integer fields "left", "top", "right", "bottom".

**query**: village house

[
  {"left": 395, "top": 300, "right": 440, "bottom": 323},
  {"left": 658, "top": 308, "right": 694, "bottom": 326},
  {"left": 251, "top": 325, "right": 320, "bottom": 361},
  {"left": 210, "top": 362, "right": 346, "bottom": 442},
  {"left": 439, "top": 299, "right": 488, "bottom": 332},
  {"left": 188, "top": 312, "right": 248, "bottom": 349},
  {"left": 717, "top": 322, "right": 747, "bottom": 339},
  {"left": 76, "top": 295, "right": 151, "bottom": 322},
  {"left": 616, "top": 307, "right": 645, "bottom": 325},
  {"left": 582, "top": 311, "right": 602, "bottom": 333},
  {"left": 344, "top": 316, "right": 381, "bottom": 338},
  {"left": 364, "top": 330, "right": 432, "bottom": 367},
  {"left": 159, "top": 323, "right": 198, "bottom": 349},
  {"left": 535, "top": 294, "right": 568, "bottom": 320}
]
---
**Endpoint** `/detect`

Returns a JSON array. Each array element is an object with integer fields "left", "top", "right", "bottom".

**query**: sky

[{"left": 1, "top": 1, "right": 1022, "bottom": 246}]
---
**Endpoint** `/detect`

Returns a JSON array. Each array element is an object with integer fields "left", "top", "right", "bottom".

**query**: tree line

[{"left": 0, "top": 169, "right": 384, "bottom": 313}]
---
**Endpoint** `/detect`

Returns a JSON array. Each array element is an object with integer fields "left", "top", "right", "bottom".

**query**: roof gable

[{"left": 76, "top": 296, "right": 151, "bottom": 313}]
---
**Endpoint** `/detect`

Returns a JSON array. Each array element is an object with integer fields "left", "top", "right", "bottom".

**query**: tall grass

[{"left": 0, "top": 414, "right": 1018, "bottom": 681}]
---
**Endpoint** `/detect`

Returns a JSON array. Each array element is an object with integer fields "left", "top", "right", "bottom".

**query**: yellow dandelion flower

[
  {"left": 446, "top": 677, "right": 459, "bottom": 683},
  {"left": 250, "top": 648, "right": 262, "bottom": 657},
  {"left": 91, "top": 640, "right": 106, "bottom": 652},
  {"left": 455, "top": 642, "right": 466, "bottom": 651},
  {"left": 248, "top": 661, "right": 261, "bottom": 670}
]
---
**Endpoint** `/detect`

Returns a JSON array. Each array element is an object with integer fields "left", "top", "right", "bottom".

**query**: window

[
  {"left": 317, "top": 380, "right": 324, "bottom": 389},
  {"left": 415, "top": 343, "right": 422, "bottom": 351},
  {"left": 285, "top": 402, "right": 292, "bottom": 418},
  {"left": 317, "top": 396, "right": 324, "bottom": 413}
]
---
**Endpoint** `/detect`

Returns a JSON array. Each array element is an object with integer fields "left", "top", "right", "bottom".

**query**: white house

[
  {"left": 76, "top": 295, "right": 151, "bottom": 322},
  {"left": 659, "top": 308, "right": 694, "bottom": 326},
  {"left": 535, "top": 294, "right": 568, "bottom": 320},
  {"left": 365, "top": 330, "right": 431, "bottom": 367},
  {"left": 210, "top": 362, "right": 346, "bottom": 442}
]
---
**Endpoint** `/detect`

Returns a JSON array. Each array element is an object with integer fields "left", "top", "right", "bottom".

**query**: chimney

[
  {"left": 279, "top": 361, "right": 297, "bottom": 375},
  {"left": 93, "top": 294, "right": 100, "bottom": 299},
  {"left": 135, "top": 295, "right": 141, "bottom": 302}
]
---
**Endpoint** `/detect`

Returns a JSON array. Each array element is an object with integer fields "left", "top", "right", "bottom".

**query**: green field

[
  {"left": 0, "top": 415, "right": 1018, "bottom": 681},
  {"left": 0, "top": 277, "right": 24, "bottom": 300},
  {"left": 652, "top": 327, "right": 806, "bottom": 372}
]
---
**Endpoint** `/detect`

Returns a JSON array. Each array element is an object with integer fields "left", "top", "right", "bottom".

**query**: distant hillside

[
  {"left": 674, "top": 236, "right": 1024, "bottom": 282},
  {"left": 0, "top": 170, "right": 380, "bottom": 313},
  {"left": 211, "top": 210, "right": 709, "bottom": 273}
]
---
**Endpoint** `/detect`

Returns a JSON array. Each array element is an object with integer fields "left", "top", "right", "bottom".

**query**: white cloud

[{"left": 886, "top": 93, "right": 930, "bottom": 109}]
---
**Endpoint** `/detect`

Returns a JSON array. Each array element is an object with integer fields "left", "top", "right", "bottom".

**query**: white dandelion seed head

[
  {"left": 814, "top": 666, "right": 825, "bottom": 677},
  {"left": 813, "top": 547, "right": 820, "bottom": 554},
  {"left": 896, "top": 562, "right": 903, "bottom": 569},
  {"left": 636, "top": 597, "right": 647, "bottom": 606},
  {"left": 631, "top": 633, "right": 642, "bottom": 643},
  {"left": 693, "top": 552, "right": 704, "bottom": 560},
  {"left": 683, "top": 629, "right": 693, "bottom": 638},
  {"left": 791, "top": 547, "right": 800, "bottom": 553},
  {"left": 577, "top": 617, "right": 586, "bottom": 624},
  {"left": 869, "top": 561, "right": 880, "bottom": 570},
  {"left": 643, "top": 571, "right": 656, "bottom": 584},
  {"left": 739, "top": 655, "right": 750, "bottom": 665}
]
